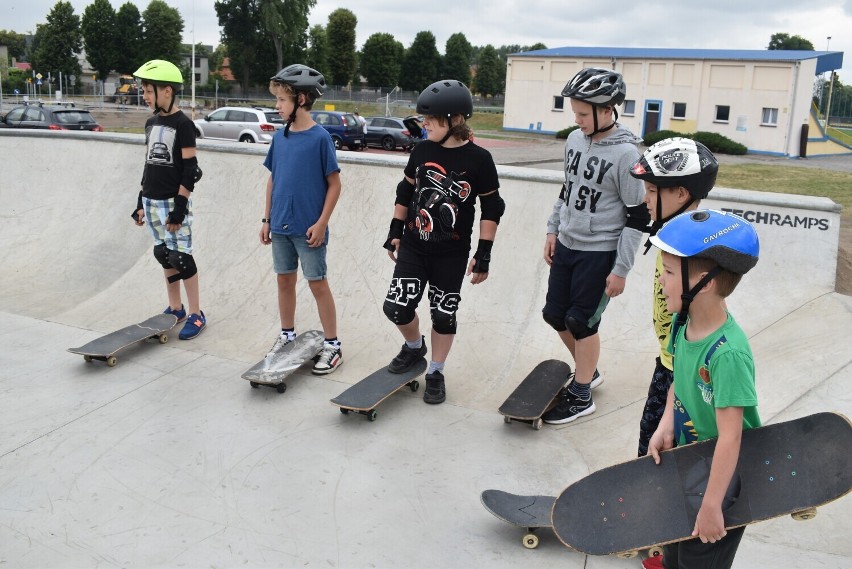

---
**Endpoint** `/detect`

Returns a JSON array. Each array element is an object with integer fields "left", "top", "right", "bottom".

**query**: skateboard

[
  {"left": 498, "top": 360, "right": 572, "bottom": 429},
  {"left": 242, "top": 330, "right": 324, "bottom": 393},
  {"left": 481, "top": 489, "right": 555, "bottom": 549},
  {"left": 67, "top": 313, "right": 178, "bottom": 367},
  {"left": 551, "top": 412, "right": 852, "bottom": 558},
  {"left": 330, "top": 358, "right": 427, "bottom": 421}
]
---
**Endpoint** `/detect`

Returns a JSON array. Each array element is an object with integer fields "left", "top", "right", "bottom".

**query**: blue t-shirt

[{"left": 263, "top": 124, "right": 340, "bottom": 238}]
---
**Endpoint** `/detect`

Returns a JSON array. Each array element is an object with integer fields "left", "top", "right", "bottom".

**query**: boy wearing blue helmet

[{"left": 648, "top": 210, "right": 761, "bottom": 569}]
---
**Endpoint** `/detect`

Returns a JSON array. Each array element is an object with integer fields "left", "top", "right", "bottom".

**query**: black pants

[
  {"left": 638, "top": 357, "right": 674, "bottom": 457},
  {"left": 662, "top": 526, "right": 745, "bottom": 569}
]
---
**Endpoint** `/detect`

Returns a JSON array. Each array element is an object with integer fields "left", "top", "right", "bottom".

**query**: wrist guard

[
  {"left": 472, "top": 239, "right": 493, "bottom": 273},
  {"left": 382, "top": 218, "right": 405, "bottom": 251},
  {"left": 132, "top": 191, "right": 144, "bottom": 221},
  {"left": 167, "top": 194, "right": 189, "bottom": 225}
]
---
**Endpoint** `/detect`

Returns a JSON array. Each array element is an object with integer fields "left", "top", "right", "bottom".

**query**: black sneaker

[
  {"left": 542, "top": 391, "right": 596, "bottom": 425},
  {"left": 388, "top": 337, "right": 427, "bottom": 373},
  {"left": 423, "top": 371, "right": 446, "bottom": 404}
]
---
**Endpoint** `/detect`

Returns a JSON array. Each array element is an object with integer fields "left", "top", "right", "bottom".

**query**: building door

[{"left": 643, "top": 100, "right": 662, "bottom": 138}]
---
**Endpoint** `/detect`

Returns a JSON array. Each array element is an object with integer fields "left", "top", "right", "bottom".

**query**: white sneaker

[
  {"left": 312, "top": 343, "right": 343, "bottom": 375},
  {"left": 266, "top": 333, "right": 294, "bottom": 358}
]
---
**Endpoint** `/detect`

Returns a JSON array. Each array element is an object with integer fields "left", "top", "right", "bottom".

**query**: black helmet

[
  {"left": 270, "top": 64, "right": 327, "bottom": 98},
  {"left": 630, "top": 137, "right": 719, "bottom": 200},
  {"left": 416, "top": 80, "right": 473, "bottom": 119},
  {"left": 562, "top": 67, "right": 626, "bottom": 106}
]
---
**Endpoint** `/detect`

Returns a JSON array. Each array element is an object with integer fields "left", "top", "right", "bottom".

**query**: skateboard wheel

[
  {"left": 532, "top": 418, "right": 543, "bottom": 430},
  {"left": 250, "top": 382, "right": 260, "bottom": 389},
  {"left": 83, "top": 355, "right": 93, "bottom": 363},
  {"left": 504, "top": 416, "right": 511, "bottom": 424},
  {"left": 158, "top": 333, "right": 168, "bottom": 344},
  {"left": 367, "top": 409, "right": 377, "bottom": 422},
  {"left": 106, "top": 356, "right": 118, "bottom": 367},
  {"left": 791, "top": 507, "right": 817, "bottom": 521},
  {"left": 409, "top": 380, "right": 419, "bottom": 392},
  {"left": 340, "top": 408, "right": 349, "bottom": 415},
  {"left": 523, "top": 533, "right": 539, "bottom": 549},
  {"left": 617, "top": 550, "right": 639, "bottom": 559},
  {"left": 647, "top": 546, "right": 664, "bottom": 558},
  {"left": 275, "top": 383, "right": 287, "bottom": 394}
]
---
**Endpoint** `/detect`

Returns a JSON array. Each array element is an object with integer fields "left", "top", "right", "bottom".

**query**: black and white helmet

[
  {"left": 630, "top": 138, "right": 719, "bottom": 200},
  {"left": 416, "top": 80, "right": 474, "bottom": 119},
  {"left": 270, "top": 64, "right": 327, "bottom": 98},
  {"left": 562, "top": 67, "right": 626, "bottom": 106}
]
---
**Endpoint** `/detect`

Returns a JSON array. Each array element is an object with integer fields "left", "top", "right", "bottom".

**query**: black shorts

[
  {"left": 543, "top": 241, "right": 615, "bottom": 332},
  {"left": 386, "top": 244, "right": 468, "bottom": 318}
]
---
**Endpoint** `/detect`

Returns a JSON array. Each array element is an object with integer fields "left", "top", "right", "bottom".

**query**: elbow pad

[
  {"left": 395, "top": 178, "right": 415, "bottom": 206},
  {"left": 625, "top": 203, "right": 651, "bottom": 231},
  {"left": 479, "top": 190, "right": 505, "bottom": 224},
  {"left": 180, "top": 156, "right": 201, "bottom": 191}
]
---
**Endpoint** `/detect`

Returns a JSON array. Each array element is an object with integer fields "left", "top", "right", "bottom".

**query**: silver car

[{"left": 194, "top": 106, "right": 284, "bottom": 143}]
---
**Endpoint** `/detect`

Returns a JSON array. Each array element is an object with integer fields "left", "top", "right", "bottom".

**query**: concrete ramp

[{"left": 1, "top": 131, "right": 850, "bottom": 568}]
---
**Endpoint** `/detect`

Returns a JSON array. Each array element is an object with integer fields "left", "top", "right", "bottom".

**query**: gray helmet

[
  {"left": 630, "top": 137, "right": 719, "bottom": 200},
  {"left": 416, "top": 80, "right": 473, "bottom": 119},
  {"left": 562, "top": 67, "right": 626, "bottom": 106},
  {"left": 270, "top": 64, "right": 327, "bottom": 98}
]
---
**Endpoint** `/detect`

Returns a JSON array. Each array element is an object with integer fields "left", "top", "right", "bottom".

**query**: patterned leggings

[{"left": 638, "top": 357, "right": 674, "bottom": 457}]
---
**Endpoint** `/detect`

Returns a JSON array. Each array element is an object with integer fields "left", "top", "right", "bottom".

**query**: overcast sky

[{"left": 4, "top": 0, "right": 850, "bottom": 82}]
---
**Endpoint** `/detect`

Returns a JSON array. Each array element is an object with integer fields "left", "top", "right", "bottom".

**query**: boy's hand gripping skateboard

[
  {"left": 67, "top": 313, "right": 178, "bottom": 367},
  {"left": 498, "top": 360, "right": 572, "bottom": 429},
  {"left": 330, "top": 358, "right": 427, "bottom": 421},
  {"left": 242, "top": 330, "right": 324, "bottom": 393},
  {"left": 480, "top": 489, "right": 555, "bottom": 549},
  {"left": 549, "top": 412, "right": 852, "bottom": 558}
]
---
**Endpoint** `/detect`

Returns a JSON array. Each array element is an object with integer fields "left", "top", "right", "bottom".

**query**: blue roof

[{"left": 512, "top": 47, "right": 843, "bottom": 75}]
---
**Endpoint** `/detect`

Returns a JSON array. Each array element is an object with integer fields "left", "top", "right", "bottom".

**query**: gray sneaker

[{"left": 266, "top": 333, "right": 294, "bottom": 358}]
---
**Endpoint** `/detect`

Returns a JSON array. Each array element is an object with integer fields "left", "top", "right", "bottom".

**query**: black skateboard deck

[
  {"left": 330, "top": 358, "right": 427, "bottom": 421},
  {"left": 242, "top": 330, "right": 324, "bottom": 393},
  {"left": 552, "top": 412, "right": 852, "bottom": 558},
  {"left": 498, "top": 360, "right": 572, "bottom": 429},
  {"left": 481, "top": 490, "right": 555, "bottom": 549},
  {"left": 67, "top": 313, "right": 178, "bottom": 367}
]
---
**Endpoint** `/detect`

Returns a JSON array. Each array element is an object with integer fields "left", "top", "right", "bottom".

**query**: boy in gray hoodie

[{"left": 542, "top": 67, "right": 650, "bottom": 424}]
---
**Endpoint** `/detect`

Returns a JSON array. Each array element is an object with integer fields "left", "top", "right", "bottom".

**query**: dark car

[
  {"left": 0, "top": 103, "right": 103, "bottom": 131},
  {"left": 364, "top": 116, "right": 418, "bottom": 151},
  {"left": 309, "top": 110, "right": 364, "bottom": 150}
]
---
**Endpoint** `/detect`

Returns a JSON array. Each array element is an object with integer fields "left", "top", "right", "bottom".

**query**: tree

[
  {"left": 114, "top": 2, "right": 144, "bottom": 74},
  {"left": 474, "top": 44, "right": 503, "bottom": 96},
  {"left": 0, "top": 30, "right": 27, "bottom": 63},
  {"left": 442, "top": 33, "right": 473, "bottom": 85},
  {"left": 141, "top": 0, "right": 184, "bottom": 64},
  {"left": 360, "top": 33, "right": 404, "bottom": 88},
  {"left": 215, "top": 0, "right": 262, "bottom": 94},
  {"left": 768, "top": 33, "right": 814, "bottom": 50},
  {"left": 31, "top": 2, "right": 82, "bottom": 86},
  {"left": 305, "top": 24, "right": 329, "bottom": 79},
  {"left": 259, "top": 0, "right": 314, "bottom": 71},
  {"left": 399, "top": 31, "right": 441, "bottom": 92},
  {"left": 326, "top": 8, "right": 357, "bottom": 86},
  {"left": 81, "top": 0, "right": 118, "bottom": 83}
]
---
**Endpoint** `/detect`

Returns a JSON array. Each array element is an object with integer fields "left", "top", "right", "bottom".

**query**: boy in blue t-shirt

[
  {"left": 260, "top": 64, "right": 343, "bottom": 374},
  {"left": 648, "top": 210, "right": 761, "bottom": 569}
]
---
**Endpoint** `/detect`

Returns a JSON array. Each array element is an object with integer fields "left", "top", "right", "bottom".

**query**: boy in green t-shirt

[{"left": 648, "top": 210, "right": 760, "bottom": 569}]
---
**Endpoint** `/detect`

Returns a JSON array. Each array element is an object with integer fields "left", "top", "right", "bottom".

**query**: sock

[
  {"left": 325, "top": 337, "right": 340, "bottom": 348},
  {"left": 405, "top": 336, "right": 423, "bottom": 350},
  {"left": 281, "top": 328, "right": 295, "bottom": 341},
  {"left": 568, "top": 380, "right": 591, "bottom": 400},
  {"left": 427, "top": 361, "right": 445, "bottom": 375}
]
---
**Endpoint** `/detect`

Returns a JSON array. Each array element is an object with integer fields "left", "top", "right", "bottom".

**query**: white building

[{"left": 504, "top": 47, "right": 847, "bottom": 157}]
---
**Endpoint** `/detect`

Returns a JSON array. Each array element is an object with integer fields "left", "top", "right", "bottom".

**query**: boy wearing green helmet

[{"left": 131, "top": 59, "right": 206, "bottom": 340}]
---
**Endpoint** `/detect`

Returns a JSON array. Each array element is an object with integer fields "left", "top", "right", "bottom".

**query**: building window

[
  {"left": 622, "top": 100, "right": 636, "bottom": 116},
  {"left": 715, "top": 105, "right": 731, "bottom": 123},
  {"left": 761, "top": 107, "right": 778, "bottom": 126},
  {"left": 672, "top": 102, "right": 687, "bottom": 119},
  {"left": 194, "top": 73, "right": 201, "bottom": 83},
  {"left": 553, "top": 95, "right": 564, "bottom": 111}
]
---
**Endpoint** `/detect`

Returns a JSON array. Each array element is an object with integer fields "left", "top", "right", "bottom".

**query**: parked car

[
  {"left": 193, "top": 106, "right": 284, "bottom": 143},
  {"left": 0, "top": 103, "right": 103, "bottom": 131},
  {"left": 364, "top": 116, "right": 418, "bottom": 151},
  {"left": 309, "top": 110, "right": 364, "bottom": 150}
]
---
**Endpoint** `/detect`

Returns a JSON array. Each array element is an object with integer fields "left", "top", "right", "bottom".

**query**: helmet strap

[
  {"left": 284, "top": 92, "right": 304, "bottom": 137},
  {"left": 590, "top": 105, "right": 616, "bottom": 137},
  {"left": 672, "top": 257, "right": 721, "bottom": 341},
  {"left": 437, "top": 115, "right": 455, "bottom": 145},
  {"left": 152, "top": 84, "right": 176, "bottom": 115}
]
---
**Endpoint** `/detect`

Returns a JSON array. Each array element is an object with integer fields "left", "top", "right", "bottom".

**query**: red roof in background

[
  {"left": 14, "top": 62, "right": 32, "bottom": 71},
  {"left": 216, "top": 57, "right": 235, "bottom": 81}
]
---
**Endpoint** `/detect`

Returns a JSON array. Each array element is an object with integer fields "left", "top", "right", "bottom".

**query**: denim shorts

[{"left": 271, "top": 233, "right": 327, "bottom": 280}]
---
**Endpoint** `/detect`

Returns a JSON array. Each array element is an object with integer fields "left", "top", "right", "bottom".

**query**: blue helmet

[{"left": 649, "top": 210, "right": 759, "bottom": 274}]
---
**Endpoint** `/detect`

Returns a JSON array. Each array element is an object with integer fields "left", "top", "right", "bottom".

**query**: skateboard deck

[
  {"left": 330, "top": 358, "right": 427, "bottom": 421},
  {"left": 242, "top": 330, "right": 324, "bottom": 393},
  {"left": 498, "top": 360, "right": 572, "bottom": 429},
  {"left": 552, "top": 412, "right": 852, "bottom": 558},
  {"left": 67, "top": 313, "right": 178, "bottom": 367},
  {"left": 481, "top": 489, "right": 555, "bottom": 549}
]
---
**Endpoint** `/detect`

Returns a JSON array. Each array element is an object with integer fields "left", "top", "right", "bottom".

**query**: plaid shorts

[{"left": 143, "top": 196, "right": 193, "bottom": 254}]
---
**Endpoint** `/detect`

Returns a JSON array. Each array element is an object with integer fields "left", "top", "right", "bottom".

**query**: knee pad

[
  {"left": 383, "top": 299, "right": 416, "bottom": 326},
  {"left": 431, "top": 308, "right": 457, "bottom": 335},
  {"left": 166, "top": 250, "right": 197, "bottom": 283},
  {"left": 542, "top": 309, "right": 567, "bottom": 332},
  {"left": 566, "top": 316, "right": 597, "bottom": 340},
  {"left": 153, "top": 243, "right": 171, "bottom": 269}
]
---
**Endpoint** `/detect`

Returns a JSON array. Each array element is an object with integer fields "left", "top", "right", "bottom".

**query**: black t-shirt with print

[
  {"left": 141, "top": 111, "right": 196, "bottom": 200},
  {"left": 401, "top": 140, "right": 499, "bottom": 256}
]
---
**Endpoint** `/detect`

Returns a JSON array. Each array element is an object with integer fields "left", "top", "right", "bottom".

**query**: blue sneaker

[
  {"left": 179, "top": 311, "right": 206, "bottom": 340},
  {"left": 163, "top": 304, "right": 187, "bottom": 322}
]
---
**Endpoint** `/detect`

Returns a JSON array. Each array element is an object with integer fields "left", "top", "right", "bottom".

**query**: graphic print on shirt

[
  {"left": 412, "top": 161, "right": 472, "bottom": 242},
  {"left": 146, "top": 124, "right": 176, "bottom": 166},
  {"left": 673, "top": 334, "right": 728, "bottom": 444},
  {"left": 563, "top": 149, "right": 615, "bottom": 213}
]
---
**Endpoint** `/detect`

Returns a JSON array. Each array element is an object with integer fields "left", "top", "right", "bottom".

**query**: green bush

[
  {"left": 641, "top": 130, "right": 748, "bottom": 155},
  {"left": 555, "top": 125, "right": 579, "bottom": 139}
]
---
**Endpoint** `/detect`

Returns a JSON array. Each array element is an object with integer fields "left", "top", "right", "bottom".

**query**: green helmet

[{"left": 133, "top": 60, "right": 183, "bottom": 87}]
